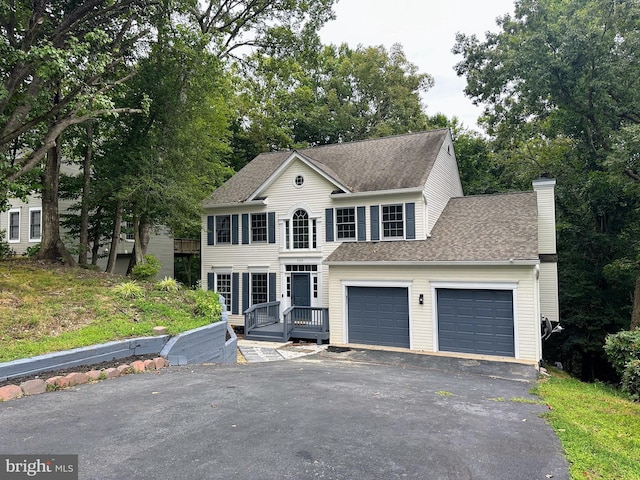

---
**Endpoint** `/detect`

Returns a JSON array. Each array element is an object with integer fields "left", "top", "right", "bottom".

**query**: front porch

[{"left": 243, "top": 301, "right": 329, "bottom": 344}]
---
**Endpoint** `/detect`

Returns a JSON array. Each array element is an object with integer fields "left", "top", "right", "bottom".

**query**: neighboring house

[
  {"left": 1, "top": 165, "right": 175, "bottom": 279},
  {"left": 201, "top": 129, "right": 559, "bottom": 365}
]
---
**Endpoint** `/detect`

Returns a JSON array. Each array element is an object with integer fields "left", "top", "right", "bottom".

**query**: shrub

[
  {"left": 189, "top": 289, "right": 222, "bottom": 321},
  {"left": 130, "top": 255, "right": 161, "bottom": 281},
  {"left": 156, "top": 276, "right": 181, "bottom": 292},
  {"left": 113, "top": 281, "right": 145, "bottom": 299},
  {"left": 604, "top": 330, "right": 640, "bottom": 376},
  {"left": 621, "top": 359, "right": 640, "bottom": 401},
  {"left": 0, "top": 230, "right": 12, "bottom": 259},
  {"left": 23, "top": 243, "right": 40, "bottom": 257}
]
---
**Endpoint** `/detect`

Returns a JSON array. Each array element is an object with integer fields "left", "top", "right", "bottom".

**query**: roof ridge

[
  {"left": 452, "top": 190, "right": 536, "bottom": 200},
  {"left": 297, "top": 129, "right": 450, "bottom": 153}
]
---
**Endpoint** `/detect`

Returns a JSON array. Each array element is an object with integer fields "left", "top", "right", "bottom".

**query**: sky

[{"left": 319, "top": 0, "right": 516, "bottom": 131}]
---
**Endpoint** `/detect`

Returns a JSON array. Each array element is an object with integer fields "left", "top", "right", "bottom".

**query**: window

[
  {"left": 8, "top": 210, "right": 20, "bottom": 242},
  {"left": 292, "top": 209, "right": 309, "bottom": 249},
  {"left": 382, "top": 204, "right": 404, "bottom": 239},
  {"left": 216, "top": 215, "right": 231, "bottom": 244},
  {"left": 251, "top": 273, "right": 268, "bottom": 305},
  {"left": 123, "top": 221, "right": 135, "bottom": 241},
  {"left": 216, "top": 273, "right": 232, "bottom": 312},
  {"left": 336, "top": 208, "right": 356, "bottom": 240},
  {"left": 294, "top": 175, "right": 305, "bottom": 187},
  {"left": 251, "top": 213, "right": 267, "bottom": 243},
  {"left": 29, "top": 208, "right": 41, "bottom": 241}
]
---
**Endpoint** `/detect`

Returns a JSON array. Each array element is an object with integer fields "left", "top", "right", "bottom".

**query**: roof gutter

[
  {"left": 203, "top": 199, "right": 268, "bottom": 211},
  {"left": 330, "top": 186, "right": 424, "bottom": 199},
  {"left": 324, "top": 259, "right": 540, "bottom": 267}
]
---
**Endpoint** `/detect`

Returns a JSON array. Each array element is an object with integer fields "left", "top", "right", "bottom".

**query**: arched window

[{"left": 292, "top": 209, "right": 309, "bottom": 249}]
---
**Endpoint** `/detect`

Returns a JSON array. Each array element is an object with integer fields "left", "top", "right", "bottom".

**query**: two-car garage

[{"left": 345, "top": 285, "right": 515, "bottom": 357}]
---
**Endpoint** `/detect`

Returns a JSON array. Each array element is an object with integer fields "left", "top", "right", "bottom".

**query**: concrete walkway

[{"left": 237, "top": 339, "right": 327, "bottom": 363}]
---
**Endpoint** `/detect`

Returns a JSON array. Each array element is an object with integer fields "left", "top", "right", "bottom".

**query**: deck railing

[
  {"left": 244, "top": 301, "right": 280, "bottom": 336},
  {"left": 283, "top": 306, "right": 329, "bottom": 344}
]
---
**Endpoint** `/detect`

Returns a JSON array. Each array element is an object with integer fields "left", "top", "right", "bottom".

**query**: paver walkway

[{"left": 237, "top": 339, "right": 327, "bottom": 363}]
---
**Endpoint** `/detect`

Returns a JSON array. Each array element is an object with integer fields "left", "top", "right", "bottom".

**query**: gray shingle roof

[
  {"left": 325, "top": 192, "right": 539, "bottom": 263},
  {"left": 203, "top": 130, "right": 449, "bottom": 206}
]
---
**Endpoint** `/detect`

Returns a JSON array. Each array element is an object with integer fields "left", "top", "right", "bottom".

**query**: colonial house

[{"left": 201, "top": 129, "right": 559, "bottom": 365}]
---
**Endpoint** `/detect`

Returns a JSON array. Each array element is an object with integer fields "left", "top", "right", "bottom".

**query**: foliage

[
  {"left": 535, "top": 369, "right": 640, "bottom": 479},
  {"left": 454, "top": 0, "right": 640, "bottom": 381},
  {"left": 112, "top": 281, "right": 145, "bottom": 300},
  {"left": 230, "top": 40, "right": 433, "bottom": 168},
  {"left": 621, "top": 359, "right": 640, "bottom": 401},
  {"left": 22, "top": 243, "right": 40, "bottom": 257},
  {"left": 130, "top": 255, "right": 161, "bottom": 281},
  {"left": 604, "top": 330, "right": 640, "bottom": 377},
  {"left": 0, "top": 230, "right": 11, "bottom": 259},
  {"left": 188, "top": 289, "right": 223, "bottom": 321},
  {"left": 156, "top": 276, "right": 181, "bottom": 293},
  {"left": 0, "top": 259, "right": 215, "bottom": 362}
]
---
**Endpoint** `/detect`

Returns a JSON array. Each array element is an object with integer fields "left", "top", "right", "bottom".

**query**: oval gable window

[{"left": 294, "top": 174, "right": 305, "bottom": 188}]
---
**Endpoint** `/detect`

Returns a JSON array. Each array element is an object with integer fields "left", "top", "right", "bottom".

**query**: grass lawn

[
  {"left": 535, "top": 369, "right": 640, "bottom": 480},
  {"left": 0, "top": 258, "right": 219, "bottom": 362}
]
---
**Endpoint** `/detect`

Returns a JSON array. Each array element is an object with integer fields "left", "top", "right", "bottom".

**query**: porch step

[{"left": 244, "top": 332, "right": 288, "bottom": 342}]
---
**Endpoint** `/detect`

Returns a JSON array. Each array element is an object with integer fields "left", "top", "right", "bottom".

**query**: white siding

[
  {"left": 539, "top": 262, "right": 559, "bottom": 323},
  {"left": 423, "top": 132, "right": 463, "bottom": 235},
  {"left": 202, "top": 157, "right": 429, "bottom": 325},
  {"left": 532, "top": 179, "right": 557, "bottom": 254},
  {"left": 328, "top": 263, "right": 541, "bottom": 364}
]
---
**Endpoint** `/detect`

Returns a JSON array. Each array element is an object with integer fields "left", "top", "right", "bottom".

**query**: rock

[
  {"left": 65, "top": 372, "right": 89, "bottom": 386},
  {"left": 20, "top": 379, "right": 46, "bottom": 395},
  {"left": 130, "top": 360, "right": 146, "bottom": 373},
  {"left": 153, "top": 357, "right": 168, "bottom": 369},
  {"left": 143, "top": 359, "right": 156, "bottom": 370},
  {"left": 152, "top": 326, "right": 168, "bottom": 335},
  {"left": 103, "top": 368, "right": 119, "bottom": 379},
  {"left": 116, "top": 364, "right": 132, "bottom": 375},
  {"left": 0, "top": 384, "right": 22, "bottom": 401},
  {"left": 86, "top": 370, "right": 102, "bottom": 381}
]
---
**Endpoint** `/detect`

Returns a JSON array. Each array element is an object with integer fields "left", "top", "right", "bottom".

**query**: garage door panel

[
  {"left": 347, "top": 287, "right": 409, "bottom": 348},
  {"left": 437, "top": 289, "right": 515, "bottom": 357}
]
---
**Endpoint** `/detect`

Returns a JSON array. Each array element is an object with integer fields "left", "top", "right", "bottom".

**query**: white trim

[
  {"left": 430, "top": 281, "right": 519, "bottom": 359},
  {"left": 330, "top": 186, "right": 423, "bottom": 199},
  {"left": 326, "top": 260, "right": 540, "bottom": 267},
  {"left": 28, "top": 207, "right": 42, "bottom": 242},
  {"left": 342, "top": 280, "right": 413, "bottom": 348},
  {"left": 249, "top": 152, "right": 350, "bottom": 201},
  {"left": 7, "top": 208, "right": 20, "bottom": 243}
]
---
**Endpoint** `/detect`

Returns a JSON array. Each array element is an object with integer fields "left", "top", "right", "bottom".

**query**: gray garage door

[
  {"left": 347, "top": 286, "right": 409, "bottom": 348},
  {"left": 437, "top": 289, "right": 515, "bottom": 357}
]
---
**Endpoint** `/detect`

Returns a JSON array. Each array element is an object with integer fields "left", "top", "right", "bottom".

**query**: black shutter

[
  {"left": 406, "top": 202, "right": 415, "bottom": 239},
  {"left": 232, "top": 273, "right": 239, "bottom": 315},
  {"left": 207, "top": 272, "right": 215, "bottom": 290},
  {"left": 370, "top": 205, "right": 380, "bottom": 241},
  {"left": 242, "top": 214, "right": 249, "bottom": 244},
  {"left": 268, "top": 272, "right": 276, "bottom": 302},
  {"left": 325, "top": 208, "right": 334, "bottom": 242},
  {"left": 268, "top": 212, "right": 276, "bottom": 244},
  {"left": 357, "top": 206, "right": 366, "bottom": 241},
  {"left": 207, "top": 216, "right": 214, "bottom": 245},
  {"left": 242, "top": 272, "right": 249, "bottom": 313},
  {"left": 232, "top": 214, "right": 239, "bottom": 245}
]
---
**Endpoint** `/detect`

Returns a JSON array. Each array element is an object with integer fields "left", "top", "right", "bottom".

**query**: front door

[{"left": 291, "top": 273, "right": 311, "bottom": 307}]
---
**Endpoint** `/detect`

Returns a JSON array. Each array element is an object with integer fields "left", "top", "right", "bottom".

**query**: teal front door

[{"left": 292, "top": 273, "right": 311, "bottom": 307}]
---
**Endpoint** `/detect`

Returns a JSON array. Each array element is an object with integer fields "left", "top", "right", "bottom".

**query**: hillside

[{"left": 0, "top": 259, "right": 218, "bottom": 362}]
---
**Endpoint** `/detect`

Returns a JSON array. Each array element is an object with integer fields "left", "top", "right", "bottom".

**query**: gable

[{"left": 203, "top": 129, "right": 450, "bottom": 207}]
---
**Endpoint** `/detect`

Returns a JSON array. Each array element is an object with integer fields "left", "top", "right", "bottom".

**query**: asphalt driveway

[{"left": 0, "top": 349, "right": 568, "bottom": 480}]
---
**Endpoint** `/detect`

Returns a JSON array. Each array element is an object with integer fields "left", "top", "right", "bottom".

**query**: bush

[
  {"left": 621, "top": 359, "right": 640, "bottom": 401},
  {"left": 0, "top": 230, "right": 12, "bottom": 259},
  {"left": 23, "top": 243, "right": 40, "bottom": 257},
  {"left": 130, "top": 255, "right": 161, "bottom": 281},
  {"left": 156, "top": 276, "right": 181, "bottom": 292},
  {"left": 604, "top": 330, "right": 640, "bottom": 376},
  {"left": 189, "top": 289, "right": 222, "bottom": 321},
  {"left": 113, "top": 281, "right": 145, "bottom": 299}
]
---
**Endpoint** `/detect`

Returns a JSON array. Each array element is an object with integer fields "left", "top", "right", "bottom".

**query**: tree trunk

[
  {"left": 126, "top": 215, "right": 151, "bottom": 274},
  {"left": 78, "top": 121, "right": 93, "bottom": 266},
  {"left": 105, "top": 199, "right": 123, "bottom": 274},
  {"left": 631, "top": 270, "right": 640, "bottom": 330},
  {"left": 36, "top": 139, "right": 76, "bottom": 266}
]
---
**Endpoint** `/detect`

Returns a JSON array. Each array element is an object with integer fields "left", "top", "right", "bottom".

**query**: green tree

[{"left": 454, "top": 0, "right": 640, "bottom": 380}]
